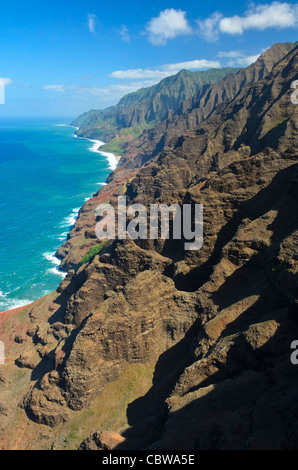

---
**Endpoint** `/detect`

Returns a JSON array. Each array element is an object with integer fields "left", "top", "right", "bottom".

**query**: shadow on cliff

[
  {"left": 115, "top": 260, "right": 297, "bottom": 449},
  {"left": 29, "top": 315, "right": 89, "bottom": 385},
  {"left": 114, "top": 318, "right": 201, "bottom": 449},
  {"left": 174, "top": 160, "right": 298, "bottom": 292},
  {"left": 47, "top": 269, "right": 88, "bottom": 324},
  {"left": 149, "top": 311, "right": 298, "bottom": 450},
  {"left": 115, "top": 206, "right": 298, "bottom": 449}
]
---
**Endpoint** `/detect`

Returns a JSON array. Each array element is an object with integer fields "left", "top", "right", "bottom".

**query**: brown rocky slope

[{"left": 0, "top": 43, "right": 297, "bottom": 450}]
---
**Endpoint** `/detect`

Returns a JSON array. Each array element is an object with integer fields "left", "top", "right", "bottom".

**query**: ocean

[{"left": 0, "top": 117, "right": 116, "bottom": 312}]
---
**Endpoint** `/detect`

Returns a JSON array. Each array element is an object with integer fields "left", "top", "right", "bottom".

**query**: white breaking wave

[
  {"left": 55, "top": 124, "right": 79, "bottom": 129},
  {"left": 58, "top": 231, "right": 69, "bottom": 241},
  {"left": 48, "top": 267, "right": 66, "bottom": 278},
  {"left": 43, "top": 251, "right": 60, "bottom": 265},
  {"left": 73, "top": 134, "right": 118, "bottom": 171},
  {"left": 59, "top": 207, "right": 80, "bottom": 229},
  {"left": 94, "top": 145, "right": 118, "bottom": 171},
  {"left": 84, "top": 183, "right": 106, "bottom": 202},
  {"left": 42, "top": 290, "right": 52, "bottom": 296},
  {"left": 43, "top": 251, "right": 67, "bottom": 279},
  {"left": 88, "top": 139, "right": 105, "bottom": 152},
  {"left": 0, "top": 296, "right": 33, "bottom": 312}
]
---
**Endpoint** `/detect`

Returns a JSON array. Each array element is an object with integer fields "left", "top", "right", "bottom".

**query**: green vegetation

[
  {"left": 267, "top": 118, "right": 287, "bottom": 133},
  {"left": 116, "top": 183, "right": 127, "bottom": 195},
  {"left": 53, "top": 362, "right": 155, "bottom": 449},
  {"left": 100, "top": 122, "right": 154, "bottom": 156},
  {"left": 64, "top": 429, "right": 79, "bottom": 445},
  {"left": 72, "top": 67, "right": 239, "bottom": 147},
  {"left": 80, "top": 241, "right": 108, "bottom": 265},
  {"left": 100, "top": 141, "right": 125, "bottom": 156}
]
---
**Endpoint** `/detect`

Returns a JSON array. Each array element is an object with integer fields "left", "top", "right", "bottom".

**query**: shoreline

[
  {"left": 0, "top": 294, "right": 34, "bottom": 313},
  {"left": 0, "top": 123, "right": 119, "bottom": 315},
  {"left": 73, "top": 134, "right": 120, "bottom": 171},
  {"left": 58, "top": 124, "right": 120, "bottom": 170},
  {"left": 46, "top": 129, "right": 119, "bottom": 281},
  {"left": 51, "top": 126, "right": 119, "bottom": 280}
]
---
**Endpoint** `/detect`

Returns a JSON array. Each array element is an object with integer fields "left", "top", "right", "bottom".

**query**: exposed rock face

[
  {"left": 108, "top": 41, "right": 297, "bottom": 179},
  {"left": 0, "top": 43, "right": 297, "bottom": 450},
  {"left": 79, "top": 431, "right": 125, "bottom": 450},
  {"left": 58, "top": 42, "right": 297, "bottom": 274},
  {"left": 24, "top": 266, "right": 198, "bottom": 427},
  {"left": 72, "top": 68, "right": 238, "bottom": 149}
]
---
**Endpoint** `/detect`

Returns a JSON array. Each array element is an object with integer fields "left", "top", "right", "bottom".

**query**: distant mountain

[
  {"left": 111, "top": 41, "right": 298, "bottom": 178},
  {"left": 73, "top": 42, "right": 297, "bottom": 166},
  {"left": 71, "top": 67, "right": 238, "bottom": 155}
]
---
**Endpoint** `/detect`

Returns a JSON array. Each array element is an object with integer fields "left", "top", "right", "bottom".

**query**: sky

[{"left": 0, "top": 0, "right": 297, "bottom": 118}]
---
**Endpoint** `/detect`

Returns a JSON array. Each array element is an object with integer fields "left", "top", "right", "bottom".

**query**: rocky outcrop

[
  {"left": 24, "top": 264, "right": 198, "bottom": 427},
  {"left": 79, "top": 431, "right": 125, "bottom": 450}
]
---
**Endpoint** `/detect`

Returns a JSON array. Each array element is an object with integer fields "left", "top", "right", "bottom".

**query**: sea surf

[{"left": 0, "top": 117, "right": 116, "bottom": 311}]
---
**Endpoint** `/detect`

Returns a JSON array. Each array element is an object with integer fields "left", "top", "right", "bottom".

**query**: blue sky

[{"left": 0, "top": 0, "right": 297, "bottom": 118}]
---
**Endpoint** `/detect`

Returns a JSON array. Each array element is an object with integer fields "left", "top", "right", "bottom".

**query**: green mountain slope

[{"left": 71, "top": 67, "right": 238, "bottom": 154}]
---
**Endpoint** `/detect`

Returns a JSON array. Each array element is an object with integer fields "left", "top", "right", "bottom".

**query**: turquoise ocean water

[{"left": 0, "top": 118, "right": 114, "bottom": 312}]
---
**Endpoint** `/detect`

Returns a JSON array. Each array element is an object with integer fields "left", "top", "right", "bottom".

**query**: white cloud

[
  {"left": 198, "top": 2, "right": 298, "bottom": 41},
  {"left": 220, "top": 2, "right": 298, "bottom": 34},
  {"left": 218, "top": 50, "right": 261, "bottom": 67},
  {"left": 0, "top": 78, "right": 13, "bottom": 86},
  {"left": 218, "top": 50, "right": 243, "bottom": 58},
  {"left": 110, "top": 59, "right": 221, "bottom": 80},
  {"left": 197, "top": 12, "right": 223, "bottom": 42},
  {"left": 165, "top": 59, "right": 221, "bottom": 70},
  {"left": 146, "top": 8, "right": 192, "bottom": 45},
  {"left": 110, "top": 69, "right": 169, "bottom": 80},
  {"left": 87, "top": 13, "right": 97, "bottom": 34},
  {"left": 41, "top": 56, "right": 224, "bottom": 104},
  {"left": 79, "top": 81, "right": 157, "bottom": 98},
  {"left": 230, "top": 54, "right": 261, "bottom": 66},
  {"left": 120, "top": 25, "right": 130, "bottom": 42},
  {"left": 43, "top": 84, "right": 76, "bottom": 93},
  {"left": 42, "top": 81, "right": 158, "bottom": 100}
]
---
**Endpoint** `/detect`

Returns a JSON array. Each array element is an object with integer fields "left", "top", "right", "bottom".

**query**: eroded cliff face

[
  {"left": 72, "top": 67, "right": 238, "bottom": 154},
  {"left": 57, "top": 42, "right": 298, "bottom": 272},
  {"left": 0, "top": 44, "right": 297, "bottom": 450},
  {"left": 107, "top": 41, "right": 298, "bottom": 179}
]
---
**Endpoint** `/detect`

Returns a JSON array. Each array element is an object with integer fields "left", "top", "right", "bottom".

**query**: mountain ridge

[
  {"left": 72, "top": 41, "right": 297, "bottom": 162},
  {"left": 71, "top": 67, "right": 238, "bottom": 155},
  {"left": 108, "top": 41, "right": 298, "bottom": 179}
]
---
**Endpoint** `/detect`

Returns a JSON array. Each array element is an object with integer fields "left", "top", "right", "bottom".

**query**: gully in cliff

[
  {"left": 291, "top": 80, "right": 298, "bottom": 104},
  {"left": 95, "top": 196, "right": 204, "bottom": 251}
]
